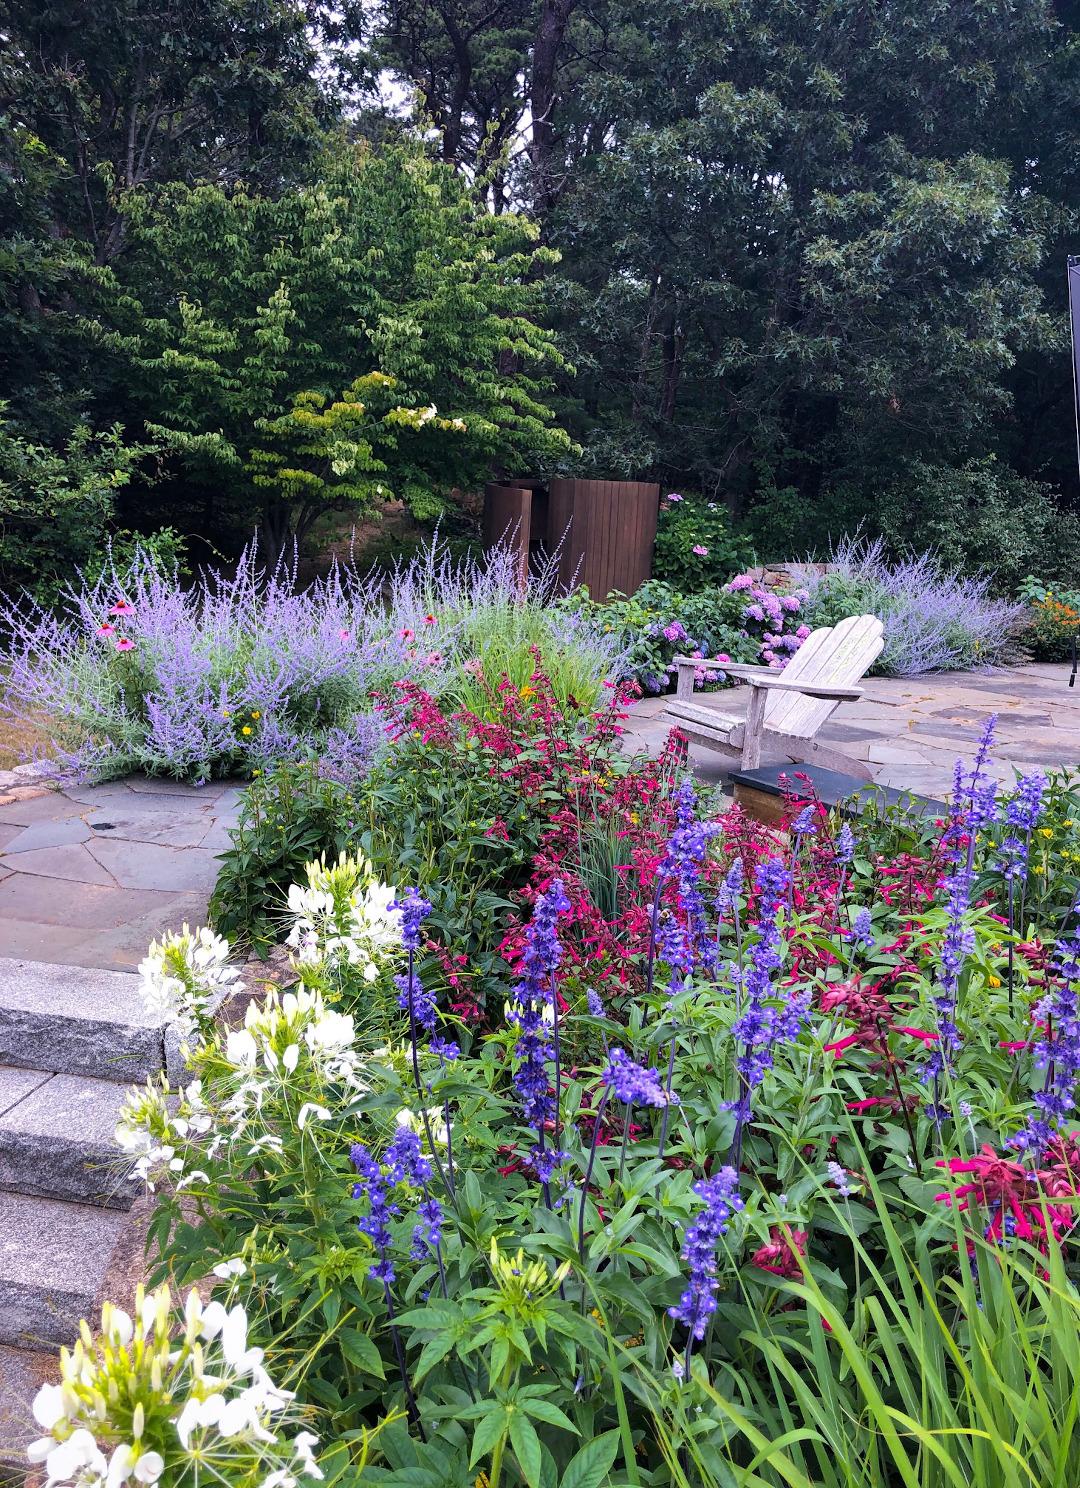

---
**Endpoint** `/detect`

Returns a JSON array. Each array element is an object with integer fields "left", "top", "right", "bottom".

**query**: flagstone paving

[
  {"left": 623, "top": 660, "right": 1080, "bottom": 797},
  {"left": 0, "top": 777, "right": 241, "bottom": 970}
]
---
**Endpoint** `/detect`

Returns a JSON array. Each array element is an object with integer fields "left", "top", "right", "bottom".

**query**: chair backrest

[{"left": 763, "top": 614, "right": 884, "bottom": 738}]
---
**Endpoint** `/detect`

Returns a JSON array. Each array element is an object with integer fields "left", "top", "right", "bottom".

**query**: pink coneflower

[
  {"left": 399, "top": 628, "right": 413, "bottom": 640},
  {"left": 109, "top": 601, "right": 134, "bottom": 616},
  {"left": 424, "top": 614, "right": 436, "bottom": 624},
  {"left": 95, "top": 624, "right": 115, "bottom": 636},
  {"left": 115, "top": 637, "right": 134, "bottom": 652}
]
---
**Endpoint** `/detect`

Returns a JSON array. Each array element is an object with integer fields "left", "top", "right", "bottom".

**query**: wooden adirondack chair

[{"left": 663, "top": 614, "right": 885, "bottom": 780}]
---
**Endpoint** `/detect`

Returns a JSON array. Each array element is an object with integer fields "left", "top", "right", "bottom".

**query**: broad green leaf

[{"left": 558, "top": 1429, "right": 620, "bottom": 1488}]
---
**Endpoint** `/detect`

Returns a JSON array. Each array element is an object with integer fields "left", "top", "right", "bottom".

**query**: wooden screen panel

[
  {"left": 548, "top": 479, "right": 659, "bottom": 600},
  {"left": 482, "top": 484, "right": 532, "bottom": 589}
]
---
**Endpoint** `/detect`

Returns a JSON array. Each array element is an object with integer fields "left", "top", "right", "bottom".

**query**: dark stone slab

[
  {"left": 729, "top": 763, "right": 946, "bottom": 820},
  {"left": 0, "top": 1191, "right": 129, "bottom": 1349},
  {"left": 0, "top": 1341, "right": 57, "bottom": 1466},
  {"left": 0, "top": 1069, "right": 50, "bottom": 1118}
]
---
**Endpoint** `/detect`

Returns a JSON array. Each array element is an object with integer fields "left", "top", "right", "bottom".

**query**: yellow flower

[
  {"left": 251, "top": 710, "right": 261, "bottom": 719},
  {"left": 222, "top": 709, "right": 230, "bottom": 718},
  {"left": 989, "top": 976, "right": 1001, "bottom": 988},
  {"left": 242, "top": 725, "right": 252, "bottom": 735},
  {"left": 520, "top": 686, "right": 535, "bottom": 700},
  {"left": 1040, "top": 828, "right": 1054, "bottom": 838},
  {"left": 1033, "top": 864, "right": 1045, "bottom": 874}
]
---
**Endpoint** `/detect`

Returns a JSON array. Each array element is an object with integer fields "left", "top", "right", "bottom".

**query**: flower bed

[
  {"left": 567, "top": 576, "right": 811, "bottom": 694},
  {"left": 33, "top": 674, "right": 1080, "bottom": 1487},
  {"left": 0, "top": 542, "right": 624, "bottom": 784}
]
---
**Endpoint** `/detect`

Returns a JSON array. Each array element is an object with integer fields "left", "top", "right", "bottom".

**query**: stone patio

[
  {"left": 623, "top": 661, "right": 1080, "bottom": 798},
  {"left": 0, "top": 777, "right": 241, "bottom": 970}
]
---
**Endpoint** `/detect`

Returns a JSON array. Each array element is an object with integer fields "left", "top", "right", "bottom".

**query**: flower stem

[{"left": 578, "top": 1089, "right": 610, "bottom": 1264}]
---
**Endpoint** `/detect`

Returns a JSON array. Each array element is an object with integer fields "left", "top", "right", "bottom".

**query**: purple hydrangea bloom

[
  {"left": 668, "top": 1167, "right": 744, "bottom": 1339},
  {"left": 603, "top": 1048, "right": 676, "bottom": 1107}
]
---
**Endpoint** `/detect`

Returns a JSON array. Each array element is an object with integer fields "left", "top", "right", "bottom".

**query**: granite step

[
  {"left": 0, "top": 1191, "right": 129, "bottom": 1351},
  {"left": 0, "top": 1067, "right": 138, "bottom": 1210},
  {"left": 0, "top": 957, "right": 170, "bottom": 1085}
]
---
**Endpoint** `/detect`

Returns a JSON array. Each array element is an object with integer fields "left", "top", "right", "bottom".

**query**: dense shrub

[
  {"left": 875, "top": 457, "right": 1080, "bottom": 593},
  {"left": 207, "top": 761, "right": 364, "bottom": 952},
  {"left": 651, "top": 491, "right": 756, "bottom": 589},
  {"left": 800, "top": 536, "right": 1025, "bottom": 674},
  {"left": 0, "top": 409, "right": 162, "bottom": 602}
]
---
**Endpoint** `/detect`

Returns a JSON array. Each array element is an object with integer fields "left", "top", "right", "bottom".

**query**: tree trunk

[{"left": 529, "top": 0, "right": 581, "bottom": 215}]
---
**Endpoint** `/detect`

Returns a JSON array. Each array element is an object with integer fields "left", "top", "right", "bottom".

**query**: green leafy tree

[
  {"left": 0, "top": 402, "right": 160, "bottom": 598},
  {"left": 104, "top": 141, "right": 571, "bottom": 556},
  {"left": 0, "top": 0, "right": 348, "bottom": 264}
]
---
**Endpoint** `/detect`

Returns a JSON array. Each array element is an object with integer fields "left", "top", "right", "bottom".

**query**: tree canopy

[{"left": 1, "top": 0, "right": 1079, "bottom": 584}]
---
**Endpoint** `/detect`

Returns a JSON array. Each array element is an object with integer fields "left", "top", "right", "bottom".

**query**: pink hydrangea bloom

[
  {"left": 666, "top": 492, "right": 683, "bottom": 502},
  {"left": 727, "top": 574, "right": 753, "bottom": 590},
  {"left": 692, "top": 544, "right": 708, "bottom": 556},
  {"left": 796, "top": 624, "right": 811, "bottom": 640},
  {"left": 745, "top": 604, "right": 765, "bottom": 622},
  {"left": 781, "top": 595, "right": 801, "bottom": 611}
]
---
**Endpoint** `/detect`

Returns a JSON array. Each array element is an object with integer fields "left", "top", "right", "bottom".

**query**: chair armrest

[{"left": 739, "top": 676, "right": 863, "bottom": 701}]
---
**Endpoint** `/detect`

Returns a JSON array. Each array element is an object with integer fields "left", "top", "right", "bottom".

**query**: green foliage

[
  {"left": 0, "top": 405, "right": 160, "bottom": 599},
  {"left": 876, "top": 458, "right": 1080, "bottom": 594},
  {"left": 105, "top": 141, "right": 571, "bottom": 557},
  {"left": 651, "top": 493, "right": 756, "bottom": 590},
  {"left": 208, "top": 762, "right": 363, "bottom": 953}
]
